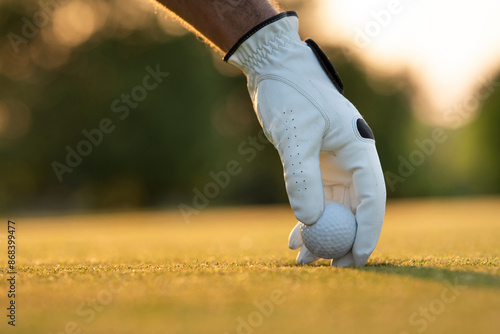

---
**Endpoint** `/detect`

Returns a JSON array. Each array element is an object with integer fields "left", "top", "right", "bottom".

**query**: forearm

[{"left": 155, "top": 0, "right": 278, "bottom": 52}]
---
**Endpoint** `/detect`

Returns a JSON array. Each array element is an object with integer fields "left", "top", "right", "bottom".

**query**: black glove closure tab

[
  {"left": 305, "top": 39, "right": 344, "bottom": 95},
  {"left": 224, "top": 11, "right": 299, "bottom": 62}
]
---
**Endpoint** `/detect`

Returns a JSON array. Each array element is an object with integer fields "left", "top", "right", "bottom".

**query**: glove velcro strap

[
  {"left": 223, "top": 11, "right": 299, "bottom": 63},
  {"left": 305, "top": 38, "right": 344, "bottom": 95}
]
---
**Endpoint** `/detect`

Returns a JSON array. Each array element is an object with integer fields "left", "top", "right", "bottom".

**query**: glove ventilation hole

[{"left": 282, "top": 109, "right": 308, "bottom": 192}]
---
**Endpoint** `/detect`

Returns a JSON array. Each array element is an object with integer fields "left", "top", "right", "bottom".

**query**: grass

[{"left": 1, "top": 197, "right": 499, "bottom": 334}]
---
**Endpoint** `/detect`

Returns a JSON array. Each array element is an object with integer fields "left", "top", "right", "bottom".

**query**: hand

[{"left": 225, "top": 12, "right": 386, "bottom": 266}]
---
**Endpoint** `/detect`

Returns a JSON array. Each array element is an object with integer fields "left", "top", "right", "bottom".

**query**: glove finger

[
  {"left": 320, "top": 152, "right": 357, "bottom": 211},
  {"left": 255, "top": 79, "right": 327, "bottom": 225},
  {"left": 350, "top": 146, "right": 386, "bottom": 266},
  {"left": 288, "top": 222, "right": 303, "bottom": 249},
  {"left": 279, "top": 123, "right": 325, "bottom": 225},
  {"left": 296, "top": 246, "right": 320, "bottom": 265},
  {"left": 331, "top": 251, "right": 355, "bottom": 267},
  {"left": 323, "top": 184, "right": 356, "bottom": 211},
  {"left": 324, "top": 185, "right": 356, "bottom": 267}
]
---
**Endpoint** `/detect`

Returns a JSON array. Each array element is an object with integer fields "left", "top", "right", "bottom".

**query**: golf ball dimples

[{"left": 300, "top": 201, "right": 357, "bottom": 259}]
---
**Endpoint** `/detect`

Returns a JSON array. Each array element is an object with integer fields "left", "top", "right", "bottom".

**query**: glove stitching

[
  {"left": 223, "top": 11, "right": 298, "bottom": 62},
  {"left": 257, "top": 74, "right": 331, "bottom": 136},
  {"left": 352, "top": 117, "right": 375, "bottom": 143},
  {"left": 240, "top": 32, "right": 293, "bottom": 72}
]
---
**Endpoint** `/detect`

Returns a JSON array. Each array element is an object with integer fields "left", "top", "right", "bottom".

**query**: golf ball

[{"left": 300, "top": 201, "right": 357, "bottom": 259}]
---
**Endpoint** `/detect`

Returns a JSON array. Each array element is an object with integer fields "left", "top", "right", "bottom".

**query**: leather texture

[{"left": 226, "top": 14, "right": 386, "bottom": 267}]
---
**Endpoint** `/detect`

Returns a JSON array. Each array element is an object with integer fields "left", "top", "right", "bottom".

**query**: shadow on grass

[
  {"left": 354, "top": 260, "right": 500, "bottom": 289},
  {"left": 294, "top": 257, "right": 500, "bottom": 288}
]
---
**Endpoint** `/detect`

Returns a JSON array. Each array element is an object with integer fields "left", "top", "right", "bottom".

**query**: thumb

[{"left": 350, "top": 145, "right": 386, "bottom": 266}]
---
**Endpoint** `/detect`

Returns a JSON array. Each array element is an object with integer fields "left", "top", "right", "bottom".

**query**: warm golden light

[
  {"left": 312, "top": 0, "right": 500, "bottom": 127},
  {"left": 52, "top": 1, "right": 97, "bottom": 48}
]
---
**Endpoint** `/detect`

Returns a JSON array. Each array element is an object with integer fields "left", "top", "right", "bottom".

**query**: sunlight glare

[{"left": 313, "top": 0, "right": 500, "bottom": 127}]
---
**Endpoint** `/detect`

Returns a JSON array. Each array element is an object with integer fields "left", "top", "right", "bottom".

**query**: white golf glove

[{"left": 224, "top": 12, "right": 386, "bottom": 267}]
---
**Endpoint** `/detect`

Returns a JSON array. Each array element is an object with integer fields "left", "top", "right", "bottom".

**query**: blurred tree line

[{"left": 0, "top": 0, "right": 498, "bottom": 213}]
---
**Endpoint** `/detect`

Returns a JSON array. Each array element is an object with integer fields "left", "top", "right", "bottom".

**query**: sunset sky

[
  {"left": 311, "top": 0, "right": 500, "bottom": 127},
  {"left": 2, "top": 0, "right": 499, "bottom": 129}
]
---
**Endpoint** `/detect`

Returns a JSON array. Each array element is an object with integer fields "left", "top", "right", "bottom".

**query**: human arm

[
  {"left": 154, "top": 0, "right": 278, "bottom": 52},
  {"left": 153, "top": 1, "right": 387, "bottom": 266}
]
